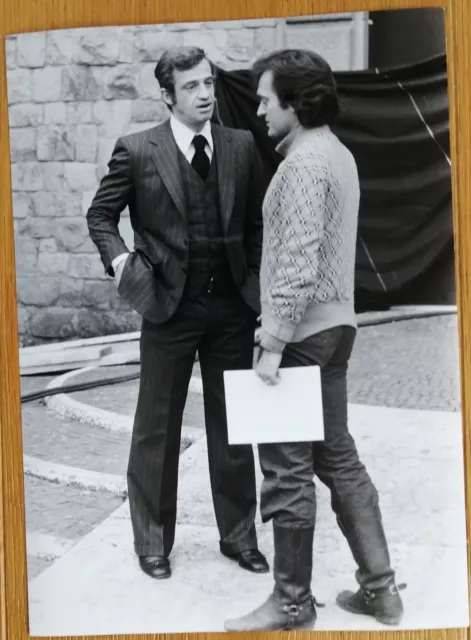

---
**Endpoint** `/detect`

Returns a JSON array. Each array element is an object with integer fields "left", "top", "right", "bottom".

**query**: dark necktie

[{"left": 191, "top": 134, "right": 210, "bottom": 182}]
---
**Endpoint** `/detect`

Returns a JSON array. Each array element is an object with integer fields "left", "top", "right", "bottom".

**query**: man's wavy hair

[
  {"left": 154, "top": 46, "right": 217, "bottom": 101},
  {"left": 252, "top": 48, "right": 339, "bottom": 128}
]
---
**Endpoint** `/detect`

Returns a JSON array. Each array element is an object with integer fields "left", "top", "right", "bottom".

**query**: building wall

[{"left": 6, "top": 15, "right": 368, "bottom": 344}]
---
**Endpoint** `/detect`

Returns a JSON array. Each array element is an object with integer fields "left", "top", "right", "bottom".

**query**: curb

[
  {"left": 23, "top": 454, "right": 127, "bottom": 497},
  {"left": 44, "top": 367, "right": 203, "bottom": 435}
]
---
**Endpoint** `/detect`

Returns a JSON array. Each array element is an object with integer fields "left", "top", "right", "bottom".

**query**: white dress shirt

[
  {"left": 111, "top": 115, "right": 214, "bottom": 277},
  {"left": 169, "top": 113, "right": 213, "bottom": 162}
]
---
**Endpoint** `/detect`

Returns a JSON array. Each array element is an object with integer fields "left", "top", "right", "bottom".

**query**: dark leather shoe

[
  {"left": 138, "top": 555, "right": 171, "bottom": 579},
  {"left": 222, "top": 548, "right": 270, "bottom": 573}
]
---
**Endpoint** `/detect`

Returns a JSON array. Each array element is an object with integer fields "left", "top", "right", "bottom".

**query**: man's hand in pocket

[{"left": 112, "top": 253, "right": 129, "bottom": 287}]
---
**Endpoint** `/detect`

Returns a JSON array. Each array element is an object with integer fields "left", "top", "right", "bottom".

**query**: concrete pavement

[{"left": 27, "top": 401, "right": 469, "bottom": 635}]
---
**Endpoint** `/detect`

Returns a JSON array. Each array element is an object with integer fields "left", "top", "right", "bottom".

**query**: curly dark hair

[
  {"left": 154, "top": 46, "right": 217, "bottom": 99},
  {"left": 252, "top": 48, "right": 339, "bottom": 128}
]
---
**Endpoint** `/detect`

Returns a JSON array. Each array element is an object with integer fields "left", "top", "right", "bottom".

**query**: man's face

[
  {"left": 256, "top": 70, "right": 297, "bottom": 141},
  {"left": 163, "top": 58, "right": 215, "bottom": 130}
]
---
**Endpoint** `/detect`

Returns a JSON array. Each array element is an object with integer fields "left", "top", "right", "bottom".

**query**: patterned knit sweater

[{"left": 259, "top": 124, "right": 360, "bottom": 354}]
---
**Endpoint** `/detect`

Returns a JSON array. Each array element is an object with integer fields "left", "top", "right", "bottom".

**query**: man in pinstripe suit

[{"left": 86, "top": 46, "right": 269, "bottom": 581}]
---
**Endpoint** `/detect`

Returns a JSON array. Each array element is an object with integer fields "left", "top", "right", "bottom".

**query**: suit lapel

[
  {"left": 212, "top": 124, "right": 236, "bottom": 233},
  {"left": 149, "top": 119, "right": 186, "bottom": 219}
]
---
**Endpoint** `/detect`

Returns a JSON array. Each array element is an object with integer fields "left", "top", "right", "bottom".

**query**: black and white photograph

[{"left": 5, "top": 7, "right": 469, "bottom": 635}]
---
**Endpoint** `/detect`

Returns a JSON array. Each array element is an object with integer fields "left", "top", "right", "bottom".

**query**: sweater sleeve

[{"left": 260, "top": 159, "right": 326, "bottom": 354}]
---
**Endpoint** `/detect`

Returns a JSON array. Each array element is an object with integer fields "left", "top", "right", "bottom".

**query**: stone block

[
  {"left": 14, "top": 251, "right": 38, "bottom": 276},
  {"left": 182, "top": 30, "right": 229, "bottom": 64},
  {"left": 226, "top": 29, "right": 256, "bottom": 63},
  {"left": 206, "top": 20, "right": 242, "bottom": 29},
  {"left": 73, "top": 30, "right": 120, "bottom": 65},
  {"left": 64, "top": 163, "right": 99, "bottom": 192},
  {"left": 5, "top": 36, "right": 16, "bottom": 69},
  {"left": 82, "top": 190, "right": 99, "bottom": 216},
  {"left": 39, "top": 238, "right": 58, "bottom": 252},
  {"left": 42, "top": 163, "right": 67, "bottom": 191},
  {"left": 37, "top": 251, "right": 70, "bottom": 274},
  {"left": 32, "top": 67, "right": 62, "bottom": 103},
  {"left": 15, "top": 249, "right": 38, "bottom": 278},
  {"left": 253, "top": 26, "right": 277, "bottom": 51},
  {"left": 44, "top": 103, "right": 68, "bottom": 125},
  {"left": 9, "top": 128, "right": 37, "bottom": 163},
  {"left": 104, "top": 65, "right": 139, "bottom": 99},
  {"left": 16, "top": 217, "right": 56, "bottom": 239},
  {"left": 55, "top": 217, "right": 89, "bottom": 251},
  {"left": 131, "top": 99, "right": 168, "bottom": 123},
  {"left": 93, "top": 100, "right": 133, "bottom": 137},
  {"left": 72, "top": 308, "right": 140, "bottom": 338},
  {"left": 124, "top": 121, "right": 165, "bottom": 136},
  {"left": 17, "top": 277, "right": 61, "bottom": 306},
  {"left": 75, "top": 125, "right": 99, "bottom": 163},
  {"left": 59, "top": 277, "right": 84, "bottom": 307},
  {"left": 117, "top": 27, "right": 134, "bottom": 63},
  {"left": 133, "top": 30, "right": 183, "bottom": 63},
  {"left": 12, "top": 192, "right": 35, "bottom": 219},
  {"left": 166, "top": 21, "right": 203, "bottom": 31},
  {"left": 82, "top": 280, "right": 114, "bottom": 309},
  {"left": 283, "top": 22, "right": 355, "bottom": 71},
  {"left": 37, "top": 125, "right": 76, "bottom": 161},
  {"left": 228, "top": 28, "right": 255, "bottom": 49},
  {"left": 16, "top": 306, "right": 30, "bottom": 334},
  {"left": 46, "top": 29, "right": 77, "bottom": 65},
  {"left": 242, "top": 19, "right": 277, "bottom": 27},
  {"left": 29, "top": 307, "right": 76, "bottom": 339},
  {"left": 138, "top": 63, "right": 161, "bottom": 100},
  {"left": 7, "top": 68, "right": 32, "bottom": 104},
  {"left": 67, "top": 102, "right": 93, "bottom": 124},
  {"left": 32, "top": 191, "right": 83, "bottom": 218},
  {"left": 69, "top": 235, "right": 97, "bottom": 254},
  {"left": 62, "top": 66, "right": 105, "bottom": 102},
  {"left": 14, "top": 236, "right": 38, "bottom": 254},
  {"left": 17, "top": 32, "right": 46, "bottom": 68},
  {"left": 97, "top": 138, "right": 118, "bottom": 169},
  {"left": 11, "top": 162, "right": 44, "bottom": 191},
  {"left": 69, "top": 253, "right": 107, "bottom": 279},
  {"left": 8, "top": 103, "right": 43, "bottom": 127}
]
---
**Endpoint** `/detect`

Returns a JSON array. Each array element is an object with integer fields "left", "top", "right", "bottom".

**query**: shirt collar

[
  {"left": 170, "top": 114, "right": 213, "bottom": 154},
  {"left": 275, "top": 124, "right": 330, "bottom": 157}
]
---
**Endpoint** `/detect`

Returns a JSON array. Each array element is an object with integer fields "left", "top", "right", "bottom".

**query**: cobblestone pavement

[{"left": 19, "top": 314, "right": 461, "bottom": 580}]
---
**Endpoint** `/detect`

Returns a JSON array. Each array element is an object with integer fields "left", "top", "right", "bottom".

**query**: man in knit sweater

[{"left": 225, "top": 49, "right": 404, "bottom": 632}]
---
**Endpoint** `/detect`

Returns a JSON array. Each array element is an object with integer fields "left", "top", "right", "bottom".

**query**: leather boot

[
  {"left": 335, "top": 506, "right": 405, "bottom": 625},
  {"left": 224, "top": 523, "right": 321, "bottom": 632},
  {"left": 336, "top": 580, "right": 405, "bottom": 626}
]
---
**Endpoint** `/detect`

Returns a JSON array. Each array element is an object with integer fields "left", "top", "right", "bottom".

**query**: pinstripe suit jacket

[{"left": 86, "top": 118, "right": 266, "bottom": 324}]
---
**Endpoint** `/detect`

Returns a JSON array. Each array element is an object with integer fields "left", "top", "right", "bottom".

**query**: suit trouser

[
  {"left": 127, "top": 286, "right": 259, "bottom": 557},
  {"left": 258, "top": 326, "right": 395, "bottom": 590}
]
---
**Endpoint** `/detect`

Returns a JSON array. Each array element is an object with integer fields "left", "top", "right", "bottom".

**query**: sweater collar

[{"left": 275, "top": 124, "right": 331, "bottom": 158}]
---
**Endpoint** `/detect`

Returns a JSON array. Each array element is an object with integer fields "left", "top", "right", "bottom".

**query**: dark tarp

[{"left": 214, "top": 54, "right": 454, "bottom": 311}]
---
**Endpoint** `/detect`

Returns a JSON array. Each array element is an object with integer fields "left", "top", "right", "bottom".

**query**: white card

[{"left": 223, "top": 366, "right": 324, "bottom": 445}]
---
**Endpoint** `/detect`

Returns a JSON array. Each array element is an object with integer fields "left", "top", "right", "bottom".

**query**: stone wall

[{"left": 6, "top": 16, "right": 367, "bottom": 344}]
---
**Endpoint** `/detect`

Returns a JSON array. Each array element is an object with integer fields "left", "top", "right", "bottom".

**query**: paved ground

[
  {"left": 65, "top": 315, "right": 461, "bottom": 414},
  {"left": 19, "top": 314, "right": 463, "bottom": 586},
  {"left": 27, "top": 403, "right": 469, "bottom": 634}
]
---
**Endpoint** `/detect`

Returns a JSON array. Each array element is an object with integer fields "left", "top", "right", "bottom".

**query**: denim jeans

[{"left": 258, "top": 325, "right": 395, "bottom": 590}]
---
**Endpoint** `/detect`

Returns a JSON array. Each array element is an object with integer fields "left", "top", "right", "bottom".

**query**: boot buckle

[{"left": 284, "top": 604, "right": 301, "bottom": 626}]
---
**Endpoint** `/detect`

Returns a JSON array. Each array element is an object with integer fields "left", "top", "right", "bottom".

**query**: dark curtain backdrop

[{"left": 214, "top": 54, "right": 453, "bottom": 311}]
